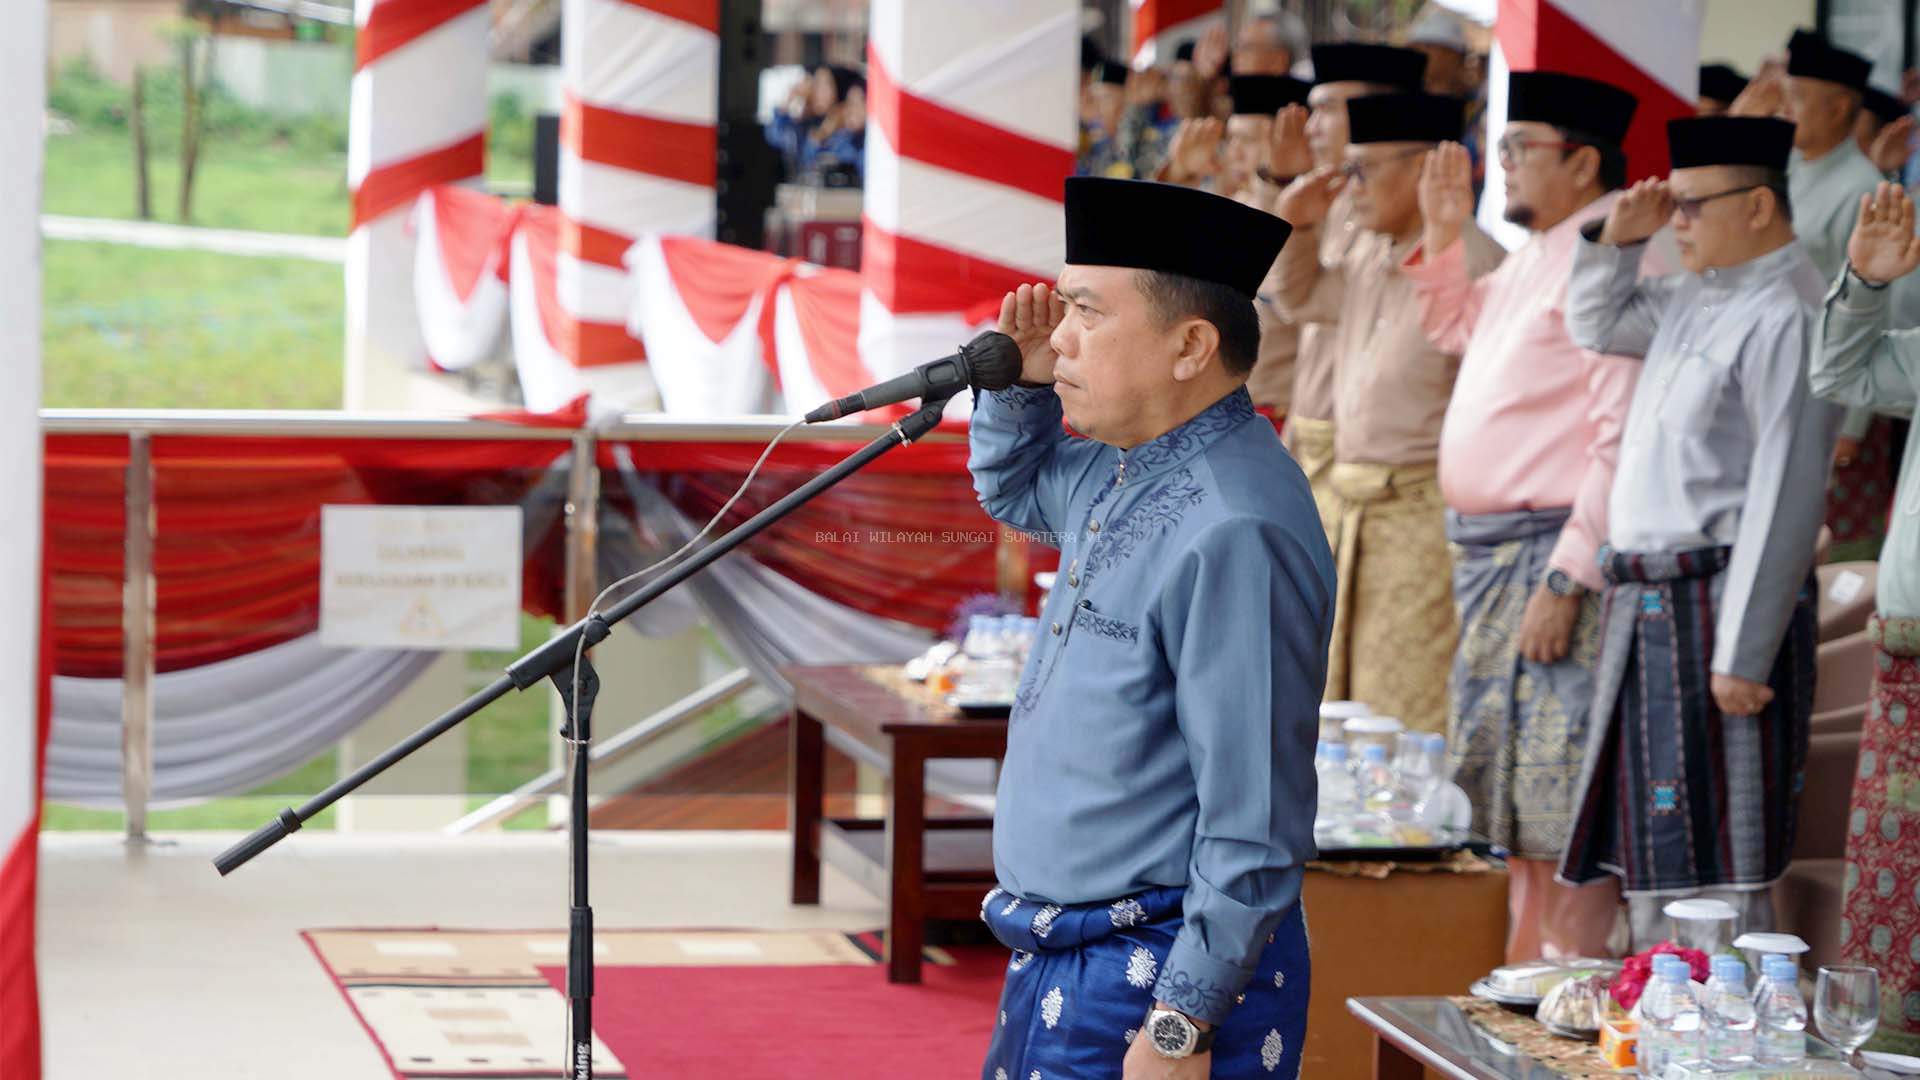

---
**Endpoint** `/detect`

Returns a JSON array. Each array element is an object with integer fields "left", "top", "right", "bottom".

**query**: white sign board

[{"left": 320, "top": 506, "right": 523, "bottom": 650}]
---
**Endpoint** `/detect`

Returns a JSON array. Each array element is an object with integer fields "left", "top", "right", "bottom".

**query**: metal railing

[{"left": 42, "top": 408, "right": 971, "bottom": 839}]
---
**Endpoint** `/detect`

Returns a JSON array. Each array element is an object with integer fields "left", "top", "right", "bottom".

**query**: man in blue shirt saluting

[{"left": 971, "top": 176, "right": 1334, "bottom": 1080}]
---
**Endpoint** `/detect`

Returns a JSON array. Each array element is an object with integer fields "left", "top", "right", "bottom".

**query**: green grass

[
  {"left": 43, "top": 238, "right": 345, "bottom": 410},
  {"left": 44, "top": 131, "right": 351, "bottom": 236}
]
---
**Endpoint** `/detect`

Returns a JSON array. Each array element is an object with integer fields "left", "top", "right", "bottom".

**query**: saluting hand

[
  {"left": 1165, "top": 118, "right": 1224, "bottom": 185},
  {"left": 1728, "top": 69, "right": 1785, "bottom": 118},
  {"left": 998, "top": 283, "right": 1065, "bottom": 386},
  {"left": 1847, "top": 182, "right": 1920, "bottom": 285},
  {"left": 1267, "top": 104, "right": 1314, "bottom": 180},
  {"left": 1275, "top": 166, "right": 1345, "bottom": 227},
  {"left": 1599, "top": 178, "right": 1672, "bottom": 247},
  {"left": 1418, "top": 142, "right": 1475, "bottom": 255},
  {"left": 1869, "top": 116, "right": 1917, "bottom": 175}
]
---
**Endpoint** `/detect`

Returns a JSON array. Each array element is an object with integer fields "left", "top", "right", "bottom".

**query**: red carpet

[{"left": 537, "top": 942, "right": 1006, "bottom": 1078}]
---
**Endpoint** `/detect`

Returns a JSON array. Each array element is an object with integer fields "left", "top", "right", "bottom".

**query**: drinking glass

[{"left": 1814, "top": 964, "right": 1880, "bottom": 1064}]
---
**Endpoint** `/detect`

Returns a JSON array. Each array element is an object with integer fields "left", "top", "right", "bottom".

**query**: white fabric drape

[{"left": 46, "top": 635, "right": 438, "bottom": 805}]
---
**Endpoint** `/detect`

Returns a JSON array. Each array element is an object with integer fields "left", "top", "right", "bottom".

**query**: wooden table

[{"left": 786, "top": 664, "right": 1006, "bottom": 983}]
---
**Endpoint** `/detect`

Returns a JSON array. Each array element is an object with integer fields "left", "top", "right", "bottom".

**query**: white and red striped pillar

[
  {"left": 1, "top": 2, "right": 46, "bottom": 1075},
  {"left": 1479, "top": 0, "right": 1700, "bottom": 248},
  {"left": 553, "top": 0, "right": 719, "bottom": 411},
  {"left": 344, "top": 0, "right": 490, "bottom": 409},
  {"left": 1129, "top": 0, "right": 1224, "bottom": 69},
  {"left": 861, "top": 0, "right": 1079, "bottom": 390}
]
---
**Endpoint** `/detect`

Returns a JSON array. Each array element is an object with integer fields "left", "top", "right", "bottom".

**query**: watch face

[{"left": 1150, "top": 1014, "right": 1192, "bottom": 1056}]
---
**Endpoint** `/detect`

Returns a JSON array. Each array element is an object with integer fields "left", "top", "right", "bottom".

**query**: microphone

[{"left": 803, "top": 330, "right": 1024, "bottom": 423}]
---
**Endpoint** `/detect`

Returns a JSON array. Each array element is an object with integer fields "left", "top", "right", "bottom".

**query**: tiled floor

[{"left": 37, "top": 831, "right": 885, "bottom": 1079}]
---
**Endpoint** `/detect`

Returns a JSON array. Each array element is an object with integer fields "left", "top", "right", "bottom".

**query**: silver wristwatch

[{"left": 1145, "top": 1008, "right": 1216, "bottom": 1058}]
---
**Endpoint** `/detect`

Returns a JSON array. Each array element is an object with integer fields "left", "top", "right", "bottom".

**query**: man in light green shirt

[{"left": 1779, "top": 30, "right": 1884, "bottom": 453}]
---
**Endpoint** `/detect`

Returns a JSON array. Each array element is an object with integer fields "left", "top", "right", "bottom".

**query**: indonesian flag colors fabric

[
  {"left": 860, "top": 0, "right": 1078, "bottom": 386},
  {"left": 1478, "top": 0, "right": 1701, "bottom": 247},
  {"left": 1128, "top": 0, "right": 1225, "bottom": 69},
  {"left": 510, "top": 205, "right": 662, "bottom": 413},
  {"left": 345, "top": 0, "right": 488, "bottom": 407},
  {"left": 412, "top": 186, "right": 518, "bottom": 373},
  {"left": 558, "top": 0, "right": 719, "bottom": 388},
  {"left": 1, "top": 4, "right": 45, "bottom": 1070}
]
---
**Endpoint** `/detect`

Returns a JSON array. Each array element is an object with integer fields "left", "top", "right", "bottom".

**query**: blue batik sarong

[{"left": 978, "top": 885, "right": 1309, "bottom": 1079}]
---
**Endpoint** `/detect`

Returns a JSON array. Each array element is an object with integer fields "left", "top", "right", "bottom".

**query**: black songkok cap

[
  {"left": 1698, "top": 63, "right": 1749, "bottom": 105},
  {"left": 1063, "top": 177, "right": 1292, "bottom": 298},
  {"left": 1174, "top": 40, "right": 1196, "bottom": 64},
  {"left": 1787, "top": 30, "right": 1872, "bottom": 92},
  {"left": 1093, "top": 60, "right": 1129, "bottom": 87},
  {"left": 1082, "top": 35, "right": 1104, "bottom": 73},
  {"left": 1506, "top": 71, "right": 1638, "bottom": 145},
  {"left": 1346, "top": 93, "right": 1465, "bottom": 144},
  {"left": 1230, "top": 75, "right": 1312, "bottom": 116},
  {"left": 1309, "top": 43, "right": 1427, "bottom": 91},
  {"left": 1864, "top": 85, "right": 1910, "bottom": 125},
  {"left": 1666, "top": 116, "right": 1795, "bottom": 171}
]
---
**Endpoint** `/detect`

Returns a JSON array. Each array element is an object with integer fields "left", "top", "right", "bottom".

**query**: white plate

[{"left": 1862, "top": 1051, "right": 1920, "bottom": 1075}]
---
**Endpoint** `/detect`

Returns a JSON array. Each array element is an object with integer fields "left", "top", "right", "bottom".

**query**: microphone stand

[{"left": 215, "top": 393, "right": 960, "bottom": 1080}]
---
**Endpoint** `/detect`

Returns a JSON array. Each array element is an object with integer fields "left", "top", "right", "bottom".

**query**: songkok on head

[
  {"left": 1506, "top": 71, "right": 1638, "bottom": 145},
  {"left": 1063, "top": 177, "right": 1292, "bottom": 298},
  {"left": 1082, "top": 36, "right": 1105, "bottom": 73},
  {"left": 1698, "top": 63, "right": 1749, "bottom": 106},
  {"left": 1346, "top": 93, "right": 1465, "bottom": 144},
  {"left": 1231, "top": 75, "right": 1312, "bottom": 116},
  {"left": 1174, "top": 40, "right": 1196, "bottom": 64},
  {"left": 1865, "top": 85, "right": 1910, "bottom": 125},
  {"left": 1309, "top": 43, "right": 1427, "bottom": 91},
  {"left": 1093, "top": 60, "right": 1128, "bottom": 87},
  {"left": 1666, "top": 116, "right": 1795, "bottom": 171},
  {"left": 1787, "top": 30, "right": 1871, "bottom": 92}
]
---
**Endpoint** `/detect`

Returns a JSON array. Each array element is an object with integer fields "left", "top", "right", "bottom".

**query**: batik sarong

[
  {"left": 1323, "top": 461, "right": 1456, "bottom": 733},
  {"left": 1560, "top": 545, "right": 1816, "bottom": 894},
  {"left": 978, "top": 885, "right": 1309, "bottom": 1079},
  {"left": 1840, "top": 614, "right": 1920, "bottom": 1053},
  {"left": 1281, "top": 416, "right": 1335, "bottom": 542},
  {"left": 1446, "top": 508, "right": 1603, "bottom": 859}
]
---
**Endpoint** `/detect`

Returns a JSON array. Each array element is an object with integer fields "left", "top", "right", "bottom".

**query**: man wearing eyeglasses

[
  {"left": 1273, "top": 92, "right": 1504, "bottom": 735},
  {"left": 1266, "top": 43, "right": 1429, "bottom": 532},
  {"left": 1741, "top": 31, "right": 1886, "bottom": 468},
  {"left": 1400, "top": 71, "right": 1653, "bottom": 962},
  {"left": 1559, "top": 116, "right": 1842, "bottom": 948}
]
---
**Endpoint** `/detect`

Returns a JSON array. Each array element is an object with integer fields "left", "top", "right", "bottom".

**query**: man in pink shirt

[{"left": 1402, "top": 72, "right": 1649, "bottom": 961}]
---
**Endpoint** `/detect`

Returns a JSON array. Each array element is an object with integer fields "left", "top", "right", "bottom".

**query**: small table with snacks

[{"left": 1348, "top": 996, "right": 1870, "bottom": 1080}]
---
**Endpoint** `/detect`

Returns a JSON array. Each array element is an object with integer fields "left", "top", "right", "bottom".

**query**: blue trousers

[{"left": 979, "top": 885, "right": 1309, "bottom": 1079}]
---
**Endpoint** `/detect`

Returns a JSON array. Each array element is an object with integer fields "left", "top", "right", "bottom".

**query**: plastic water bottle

[
  {"left": 1314, "top": 743, "right": 1359, "bottom": 822},
  {"left": 1754, "top": 955, "right": 1807, "bottom": 1064},
  {"left": 1703, "top": 955, "right": 1756, "bottom": 1067},
  {"left": 1641, "top": 955, "right": 1704, "bottom": 1076},
  {"left": 1357, "top": 744, "right": 1415, "bottom": 824}
]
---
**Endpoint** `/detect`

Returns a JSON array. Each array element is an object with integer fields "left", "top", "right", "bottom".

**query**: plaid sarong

[{"left": 1559, "top": 545, "right": 1816, "bottom": 894}]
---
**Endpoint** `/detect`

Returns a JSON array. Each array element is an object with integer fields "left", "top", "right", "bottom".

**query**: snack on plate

[
  {"left": 1487, "top": 962, "right": 1574, "bottom": 998},
  {"left": 1537, "top": 973, "right": 1607, "bottom": 1031}
]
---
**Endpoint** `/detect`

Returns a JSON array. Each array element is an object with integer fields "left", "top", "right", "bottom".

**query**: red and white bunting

[{"left": 412, "top": 186, "right": 518, "bottom": 373}]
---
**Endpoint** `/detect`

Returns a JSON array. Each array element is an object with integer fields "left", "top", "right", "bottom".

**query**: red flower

[{"left": 1608, "top": 942, "right": 1711, "bottom": 1011}]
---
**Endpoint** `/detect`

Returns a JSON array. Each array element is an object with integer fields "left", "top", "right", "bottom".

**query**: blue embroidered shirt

[{"left": 968, "top": 383, "right": 1335, "bottom": 1024}]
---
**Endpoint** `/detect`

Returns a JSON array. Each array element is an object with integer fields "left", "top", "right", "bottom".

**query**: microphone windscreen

[{"left": 963, "top": 331, "right": 1023, "bottom": 391}]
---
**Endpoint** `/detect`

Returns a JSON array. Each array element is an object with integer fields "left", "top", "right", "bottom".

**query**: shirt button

[
  {"left": 1050, "top": 622, "right": 1062, "bottom": 636},
  {"left": 1079, "top": 599, "right": 1092, "bottom": 609},
  {"left": 1088, "top": 520, "right": 1101, "bottom": 533},
  {"left": 1068, "top": 573, "right": 1079, "bottom": 586},
  {"left": 1237, "top": 993, "right": 1247, "bottom": 1005}
]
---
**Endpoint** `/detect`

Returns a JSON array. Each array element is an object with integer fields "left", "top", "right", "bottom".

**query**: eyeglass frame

[
  {"left": 1496, "top": 132, "right": 1580, "bottom": 167},
  {"left": 1339, "top": 146, "right": 1429, "bottom": 185},
  {"left": 1671, "top": 183, "right": 1770, "bottom": 220}
]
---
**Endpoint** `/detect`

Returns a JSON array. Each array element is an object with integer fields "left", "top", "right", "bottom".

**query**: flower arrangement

[{"left": 1609, "top": 942, "right": 1712, "bottom": 1011}]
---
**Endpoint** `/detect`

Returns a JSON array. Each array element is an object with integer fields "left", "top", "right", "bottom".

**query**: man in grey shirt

[{"left": 1558, "top": 116, "right": 1842, "bottom": 947}]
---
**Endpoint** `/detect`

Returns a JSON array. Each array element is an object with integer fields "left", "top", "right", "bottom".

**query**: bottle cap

[
  {"left": 1710, "top": 955, "right": 1747, "bottom": 983},
  {"left": 1763, "top": 954, "right": 1797, "bottom": 978},
  {"left": 1423, "top": 732, "right": 1447, "bottom": 751},
  {"left": 1323, "top": 742, "right": 1349, "bottom": 760},
  {"left": 1362, "top": 744, "right": 1389, "bottom": 761}
]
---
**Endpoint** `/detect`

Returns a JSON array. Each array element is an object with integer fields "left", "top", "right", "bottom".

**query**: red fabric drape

[{"left": 45, "top": 428, "right": 1045, "bottom": 679}]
